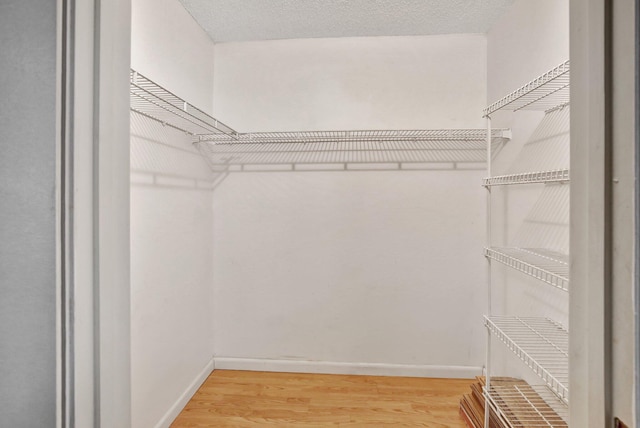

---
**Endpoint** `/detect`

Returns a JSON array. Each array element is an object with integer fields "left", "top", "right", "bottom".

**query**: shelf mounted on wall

[
  {"left": 483, "top": 169, "right": 570, "bottom": 186},
  {"left": 485, "top": 316, "right": 569, "bottom": 402},
  {"left": 485, "top": 382, "right": 568, "bottom": 428},
  {"left": 483, "top": 60, "right": 570, "bottom": 118},
  {"left": 129, "top": 69, "right": 512, "bottom": 174},
  {"left": 195, "top": 128, "right": 512, "bottom": 172},
  {"left": 130, "top": 70, "right": 238, "bottom": 137},
  {"left": 484, "top": 247, "right": 569, "bottom": 292}
]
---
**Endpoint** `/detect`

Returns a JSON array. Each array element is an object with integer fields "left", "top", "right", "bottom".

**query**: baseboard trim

[
  {"left": 213, "top": 357, "right": 481, "bottom": 379},
  {"left": 155, "top": 357, "right": 215, "bottom": 428}
]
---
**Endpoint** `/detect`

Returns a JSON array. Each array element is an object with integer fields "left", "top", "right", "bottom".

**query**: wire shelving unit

[
  {"left": 485, "top": 383, "right": 569, "bottom": 428},
  {"left": 485, "top": 317, "right": 569, "bottom": 402},
  {"left": 485, "top": 248, "right": 569, "bottom": 292},
  {"left": 483, "top": 169, "right": 570, "bottom": 186},
  {"left": 483, "top": 61, "right": 570, "bottom": 427}
]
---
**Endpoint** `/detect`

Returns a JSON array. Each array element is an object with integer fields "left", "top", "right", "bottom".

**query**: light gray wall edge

[
  {"left": 0, "top": 0, "right": 59, "bottom": 426},
  {"left": 636, "top": 0, "right": 640, "bottom": 425}
]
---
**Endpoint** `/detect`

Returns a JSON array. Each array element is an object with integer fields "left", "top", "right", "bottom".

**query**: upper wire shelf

[
  {"left": 485, "top": 247, "right": 569, "bottom": 292},
  {"left": 130, "top": 71, "right": 512, "bottom": 173},
  {"left": 198, "top": 129, "right": 510, "bottom": 145},
  {"left": 194, "top": 129, "right": 511, "bottom": 170},
  {"left": 484, "top": 61, "right": 570, "bottom": 118},
  {"left": 485, "top": 316, "right": 569, "bottom": 403},
  {"left": 485, "top": 383, "right": 569, "bottom": 428},
  {"left": 130, "top": 70, "right": 237, "bottom": 137},
  {"left": 483, "top": 169, "right": 570, "bottom": 186}
]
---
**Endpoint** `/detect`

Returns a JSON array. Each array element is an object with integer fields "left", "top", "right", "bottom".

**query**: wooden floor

[{"left": 171, "top": 370, "right": 472, "bottom": 427}]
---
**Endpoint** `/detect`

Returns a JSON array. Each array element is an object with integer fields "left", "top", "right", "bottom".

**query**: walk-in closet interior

[{"left": 129, "top": 1, "right": 574, "bottom": 426}]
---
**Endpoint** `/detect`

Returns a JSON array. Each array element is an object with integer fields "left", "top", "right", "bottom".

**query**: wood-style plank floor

[{"left": 171, "top": 370, "right": 471, "bottom": 427}]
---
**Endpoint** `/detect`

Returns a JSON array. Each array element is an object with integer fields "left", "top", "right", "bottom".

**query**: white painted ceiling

[{"left": 178, "top": 0, "right": 515, "bottom": 43}]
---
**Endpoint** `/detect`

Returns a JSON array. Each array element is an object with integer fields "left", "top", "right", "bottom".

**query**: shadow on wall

[
  {"left": 510, "top": 106, "right": 570, "bottom": 254},
  {"left": 130, "top": 112, "right": 224, "bottom": 191},
  {"left": 513, "top": 184, "right": 569, "bottom": 253},
  {"left": 507, "top": 105, "right": 570, "bottom": 173}
]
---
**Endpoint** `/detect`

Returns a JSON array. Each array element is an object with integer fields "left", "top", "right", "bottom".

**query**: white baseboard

[
  {"left": 213, "top": 357, "right": 481, "bottom": 379},
  {"left": 155, "top": 357, "right": 215, "bottom": 428}
]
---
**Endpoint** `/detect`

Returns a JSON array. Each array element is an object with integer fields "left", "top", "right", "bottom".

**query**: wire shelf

[
  {"left": 485, "top": 384, "right": 569, "bottom": 428},
  {"left": 485, "top": 316, "right": 569, "bottom": 402},
  {"left": 485, "top": 248, "right": 569, "bottom": 292},
  {"left": 195, "top": 129, "right": 511, "bottom": 168},
  {"left": 129, "top": 72, "right": 515, "bottom": 174},
  {"left": 129, "top": 71, "right": 514, "bottom": 170},
  {"left": 483, "top": 169, "right": 570, "bottom": 186},
  {"left": 199, "top": 128, "right": 510, "bottom": 144},
  {"left": 130, "top": 70, "right": 237, "bottom": 137},
  {"left": 484, "top": 61, "right": 570, "bottom": 117}
]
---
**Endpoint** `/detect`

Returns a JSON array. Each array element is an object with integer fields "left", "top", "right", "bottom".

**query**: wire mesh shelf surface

[
  {"left": 199, "top": 128, "right": 510, "bottom": 144},
  {"left": 483, "top": 169, "right": 570, "bottom": 186},
  {"left": 485, "top": 248, "right": 569, "bottom": 292},
  {"left": 485, "top": 384, "right": 569, "bottom": 428},
  {"left": 130, "top": 70, "right": 514, "bottom": 171},
  {"left": 484, "top": 61, "right": 570, "bottom": 117},
  {"left": 130, "top": 70, "right": 237, "bottom": 137},
  {"left": 195, "top": 129, "right": 511, "bottom": 167},
  {"left": 485, "top": 316, "right": 569, "bottom": 402}
]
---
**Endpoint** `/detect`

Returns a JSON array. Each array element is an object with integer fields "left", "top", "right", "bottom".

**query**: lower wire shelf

[
  {"left": 483, "top": 169, "right": 570, "bottom": 186},
  {"left": 485, "top": 383, "right": 568, "bottom": 428},
  {"left": 485, "top": 316, "right": 569, "bottom": 402},
  {"left": 485, "top": 247, "right": 569, "bottom": 292}
]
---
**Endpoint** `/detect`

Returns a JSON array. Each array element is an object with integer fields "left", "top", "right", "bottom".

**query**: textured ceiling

[{"left": 178, "top": 0, "right": 515, "bottom": 43}]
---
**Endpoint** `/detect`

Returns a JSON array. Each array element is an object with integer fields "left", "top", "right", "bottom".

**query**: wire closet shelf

[
  {"left": 483, "top": 60, "right": 570, "bottom": 117},
  {"left": 129, "top": 68, "right": 512, "bottom": 169},
  {"left": 198, "top": 128, "right": 508, "bottom": 144},
  {"left": 130, "top": 70, "right": 238, "bottom": 137},
  {"left": 484, "top": 248, "right": 569, "bottom": 292},
  {"left": 485, "top": 383, "right": 569, "bottom": 428},
  {"left": 482, "top": 61, "right": 570, "bottom": 187},
  {"left": 483, "top": 169, "right": 570, "bottom": 186},
  {"left": 485, "top": 317, "right": 569, "bottom": 403},
  {"left": 195, "top": 129, "right": 512, "bottom": 167}
]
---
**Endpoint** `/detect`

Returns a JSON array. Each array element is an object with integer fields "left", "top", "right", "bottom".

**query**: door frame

[
  {"left": 60, "top": 0, "right": 640, "bottom": 426},
  {"left": 62, "top": 1, "right": 132, "bottom": 426},
  {"left": 570, "top": 0, "right": 637, "bottom": 426}
]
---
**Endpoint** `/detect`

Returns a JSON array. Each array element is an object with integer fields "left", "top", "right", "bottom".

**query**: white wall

[
  {"left": 131, "top": 0, "right": 215, "bottom": 113},
  {"left": 487, "top": 0, "right": 569, "bottom": 174},
  {"left": 213, "top": 35, "right": 485, "bottom": 131},
  {"left": 130, "top": 0, "right": 216, "bottom": 426},
  {"left": 487, "top": 1, "right": 569, "bottom": 113},
  {"left": 211, "top": 35, "right": 488, "bottom": 376},
  {"left": 486, "top": 0, "right": 570, "bottom": 383}
]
